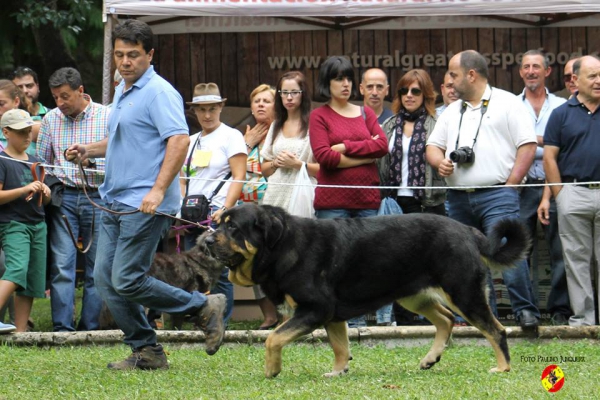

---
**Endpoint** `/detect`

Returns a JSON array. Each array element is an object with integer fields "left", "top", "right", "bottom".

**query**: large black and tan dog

[{"left": 202, "top": 203, "right": 531, "bottom": 378}]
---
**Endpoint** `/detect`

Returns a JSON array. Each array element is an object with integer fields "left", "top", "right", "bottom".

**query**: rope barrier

[{"left": 2, "top": 153, "right": 598, "bottom": 191}]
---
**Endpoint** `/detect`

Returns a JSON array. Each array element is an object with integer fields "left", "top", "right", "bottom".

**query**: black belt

[
  {"left": 561, "top": 177, "right": 600, "bottom": 189},
  {"left": 65, "top": 186, "right": 99, "bottom": 192},
  {"left": 526, "top": 178, "right": 545, "bottom": 185},
  {"left": 457, "top": 182, "right": 507, "bottom": 193}
]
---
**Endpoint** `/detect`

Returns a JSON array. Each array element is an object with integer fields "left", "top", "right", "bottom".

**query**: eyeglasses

[
  {"left": 278, "top": 90, "right": 302, "bottom": 97},
  {"left": 399, "top": 87, "right": 422, "bottom": 96},
  {"left": 563, "top": 74, "right": 573, "bottom": 83}
]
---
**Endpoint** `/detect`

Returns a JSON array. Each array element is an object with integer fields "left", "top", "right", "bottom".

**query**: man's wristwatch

[{"left": 87, "top": 158, "right": 97, "bottom": 168}]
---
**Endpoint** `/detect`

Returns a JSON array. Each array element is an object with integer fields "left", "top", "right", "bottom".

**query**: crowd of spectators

[{"left": 1, "top": 19, "right": 598, "bottom": 349}]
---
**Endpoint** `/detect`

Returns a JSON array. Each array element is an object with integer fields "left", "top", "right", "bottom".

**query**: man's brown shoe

[
  {"left": 107, "top": 344, "right": 169, "bottom": 370},
  {"left": 198, "top": 294, "right": 226, "bottom": 355}
]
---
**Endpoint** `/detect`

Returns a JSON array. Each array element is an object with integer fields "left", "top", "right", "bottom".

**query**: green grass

[{"left": 1, "top": 340, "right": 598, "bottom": 399}]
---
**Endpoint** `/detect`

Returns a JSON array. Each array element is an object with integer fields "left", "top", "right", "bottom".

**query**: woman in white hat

[{"left": 180, "top": 82, "right": 247, "bottom": 323}]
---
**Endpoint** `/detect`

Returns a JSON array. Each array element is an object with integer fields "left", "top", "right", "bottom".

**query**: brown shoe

[
  {"left": 198, "top": 294, "right": 226, "bottom": 355},
  {"left": 107, "top": 344, "right": 169, "bottom": 370}
]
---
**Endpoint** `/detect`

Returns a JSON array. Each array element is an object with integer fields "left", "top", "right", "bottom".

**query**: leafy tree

[{"left": 1, "top": 0, "right": 105, "bottom": 104}]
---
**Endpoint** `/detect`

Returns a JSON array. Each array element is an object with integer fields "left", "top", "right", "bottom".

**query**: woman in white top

[
  {"left": 180, "top": 82, "right": 247, "bottom": 323},
  {"left": 260, "top": 71, "right": 319, "bottom": 210}
]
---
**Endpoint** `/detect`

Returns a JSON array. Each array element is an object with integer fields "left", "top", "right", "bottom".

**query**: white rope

[{"left": 1, "top": 154, "right": 597, "bottom": 191}]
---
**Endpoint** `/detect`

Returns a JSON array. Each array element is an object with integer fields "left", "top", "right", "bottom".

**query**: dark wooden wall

[{"left": 151, "top": 27, "right": 600, "bottom": 107}]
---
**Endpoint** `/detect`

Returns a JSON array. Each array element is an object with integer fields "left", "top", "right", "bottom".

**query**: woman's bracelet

[{"left": 245, "top": 143, "right": 253, "bottom": 150}]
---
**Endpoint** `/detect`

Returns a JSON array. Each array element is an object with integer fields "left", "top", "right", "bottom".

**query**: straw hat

[{"left": 187, "top": 82, "right": 227, "bottom": 105}]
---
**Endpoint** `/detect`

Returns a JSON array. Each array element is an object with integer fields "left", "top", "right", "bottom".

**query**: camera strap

[
  {"left": 184, "top": 132, "right": 231, "bottom": 202},
  {"left": 454, "top": 87, "right": 492, "bottom": 152}
]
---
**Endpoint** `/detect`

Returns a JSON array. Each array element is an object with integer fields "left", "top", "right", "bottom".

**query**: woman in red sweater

[{"left": 309, "top": 56, "right": 388, "bottom": 218}]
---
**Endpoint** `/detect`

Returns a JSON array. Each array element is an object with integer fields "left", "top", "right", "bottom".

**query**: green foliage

[{"left": 14, "top": 0, "right": 93, "bottom": 34}]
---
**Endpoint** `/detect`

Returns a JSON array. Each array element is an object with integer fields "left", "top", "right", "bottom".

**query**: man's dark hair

[
  {"left": 9, "top": 67, "right": 39, "bottom": 85},
  {"left": 460, "top": 50, "right": 489, "bottom": 80},
  {"left": 48, "top": 67, "right": 83, "bottom": 91},
  {"left": 316, "top": 56, "right": 357, "bottom": 99},
  {"left": 522, "top": 49, "right": 550, "bottom": 69},
  {"left": 113, "top": 19, "right": 154, "bottom": 54}
]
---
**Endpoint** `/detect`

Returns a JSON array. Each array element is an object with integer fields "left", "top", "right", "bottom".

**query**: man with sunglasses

[
  {"left": 360, "top": 68, "right": 393, "bottom": 124},
  {"left": 554, "top": 58, "right": 580, "bottom": 100},
  {"left": 518, "top": 50, "right": 570, "bottom": 326},
  {"left": 426, "top": 50, "right": 540, "bottom": 330}
]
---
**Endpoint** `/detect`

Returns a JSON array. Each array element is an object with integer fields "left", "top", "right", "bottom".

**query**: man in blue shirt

[
  {"left": 544, "top": 55, "right": 600, "bottom": 327},
  {"left": 518, "top": 50, "right": 570, "bottom": 326},
  {"left": 66, "top": 20, "right": 226, "bottom": 370}
]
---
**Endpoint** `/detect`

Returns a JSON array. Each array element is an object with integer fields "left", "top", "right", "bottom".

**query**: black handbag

[{"left": 181, "top": 133, "right": 231, "bottom": 223}]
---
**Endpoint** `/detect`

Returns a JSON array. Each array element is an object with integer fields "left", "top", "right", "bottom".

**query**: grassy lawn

[
  {"left": 2, "top": 291, "right": 596, "bottom": 399},
  {"left": 1, "top": 340, "right": 598, "bottom": 399}
]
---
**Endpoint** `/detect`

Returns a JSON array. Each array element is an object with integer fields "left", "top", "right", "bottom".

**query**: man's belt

[
  {"left": 561, "top": 177, "right": 600, "bottom": 189},
  {"left": 462, "top": 182, "right": 507, "bottom": 193},
  {"left": 65, "top": 186, "right": 99, "bottom": 192},
  {"left": 526, "top": 178, "right": 545, "bottom": 185}
]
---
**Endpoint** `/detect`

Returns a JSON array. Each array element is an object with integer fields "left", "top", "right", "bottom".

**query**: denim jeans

[
  {"left": 447, "top": 188, "right": 540, "bottom": 318},
  {"left": 49, "top": 190, "right": 103, "bottom": 331},
  {"left": 316, "top": 208, "right": 378, "bottom": 328},
  {"left": 184, "top": 204, "right": 234, "bottom": 324},
  {"left": 519, "top": 185, "right": 571, "bottom": 316},
  {"left": 94, "top": 201, "right": 208, "bottom": 349}
]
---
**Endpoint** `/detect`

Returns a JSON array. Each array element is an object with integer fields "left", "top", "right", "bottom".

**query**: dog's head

[{"left": 199, "top": 204, "right": 286, "bottom": 287}]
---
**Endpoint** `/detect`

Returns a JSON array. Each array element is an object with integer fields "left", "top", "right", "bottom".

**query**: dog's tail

[{"left": 474, "top": 219, "right": 532, "bottom": 270}]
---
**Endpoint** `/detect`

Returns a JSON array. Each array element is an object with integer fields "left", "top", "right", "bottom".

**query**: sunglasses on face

[
  {"left": 399, "top": 87, "right": 422, "bottom": 96},
  {"left": 563, "top": 74, "right": 573, "bottom": 83}
]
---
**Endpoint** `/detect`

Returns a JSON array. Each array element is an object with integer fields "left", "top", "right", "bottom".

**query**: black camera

[{"left": 449, "top": 146, "right": 475, "bottom": 164}]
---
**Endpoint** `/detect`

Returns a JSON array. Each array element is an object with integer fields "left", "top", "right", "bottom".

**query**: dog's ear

[{"left": 255, "top": 207, "right": 284, "bottom": 248}]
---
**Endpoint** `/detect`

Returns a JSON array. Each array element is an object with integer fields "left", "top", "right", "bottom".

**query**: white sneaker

[{"left": 0, "top": 321, "right": 16, "bottom": 334}]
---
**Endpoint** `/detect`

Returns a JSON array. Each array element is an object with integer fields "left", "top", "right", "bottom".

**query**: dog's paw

[
  {"left": 323, "top": 368, "right": 348, "bottom": 378},
  {"left": 419, "top": 355, "right": 441, "bottom": 370},
  {"left": 265, "top": 364, "right": 282, "bottom": 379},
  {"left": 489, "top": 366, "right": 511, "bottom": 373}
]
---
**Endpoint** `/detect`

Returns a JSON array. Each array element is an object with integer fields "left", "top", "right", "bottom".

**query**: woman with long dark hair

[{"left": 260, "top": 71, "right": 318, "bottom": 209}]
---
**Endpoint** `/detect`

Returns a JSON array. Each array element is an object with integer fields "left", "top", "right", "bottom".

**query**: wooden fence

[{"left": 151, "top": 27, "right": 600, "bottom": 107}]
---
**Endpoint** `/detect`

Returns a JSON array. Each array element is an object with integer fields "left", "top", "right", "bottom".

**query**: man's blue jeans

[
  {"left": 94, "top": 201, "right": 208, "bottom": 349},
  {"left": 49, "top": 189, "right": 103, "bottom": 331},
  {"left": 519, "top": 185, "right": 571, "bottom": 317},
  {"left": 447, "top": 188, "right": 540, "bottom": 319},
  {"left": 316, "top": 208, "right": 378, "bottom": 328}
]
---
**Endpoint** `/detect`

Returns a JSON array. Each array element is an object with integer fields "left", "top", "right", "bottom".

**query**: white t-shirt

[
  {"left": 183, "top": 123, "right": 247, "bottom": 208},
  {"left": 427, "top": 85, "right": 536, "bottom": 188}
]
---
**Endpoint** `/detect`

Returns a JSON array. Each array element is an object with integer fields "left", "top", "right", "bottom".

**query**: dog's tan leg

[
  {"left": 412, "top": 302, "right": 454, "bottom": 370},
  {"left": 397, "top": 294, "right": 454, "bottom": 370},
  {"left": 264, "top": 320, "right": 310, "bottom": 378},
  {"left": 445, "top": 301, "right": 511, "bottom": 373},
  {"left": 473, "top": 318, "right": 511, "bottom": 373},
  {"left": 323, "top": 321, "right": 350, "bottom": 378}
]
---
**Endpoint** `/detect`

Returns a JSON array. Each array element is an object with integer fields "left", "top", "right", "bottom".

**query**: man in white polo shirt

[{"left": 426, "top": 50, "right": 540, "bottom": 330}]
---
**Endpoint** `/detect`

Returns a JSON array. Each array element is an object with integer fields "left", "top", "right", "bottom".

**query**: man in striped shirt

[{"left": 36, "top": 67, "right": 109, "bottom": 332}]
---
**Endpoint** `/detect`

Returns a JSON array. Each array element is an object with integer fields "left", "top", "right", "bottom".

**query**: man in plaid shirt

[{"left": 36, "top": 67, "right": 109, "bottom": 332}]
